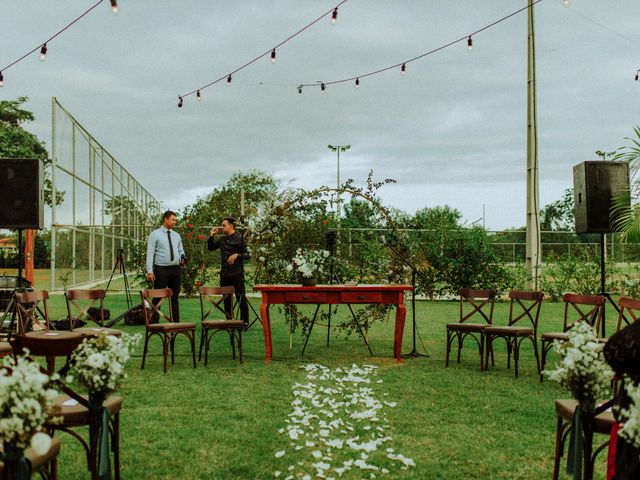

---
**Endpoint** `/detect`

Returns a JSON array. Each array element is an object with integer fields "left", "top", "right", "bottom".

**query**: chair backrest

[
  {"left": 616, "top": 296, "right": 640, "bottom": 332},
  {"left": 199, "top": 286, "right": 235, "bottom": 322},
  {"left": 508, "top": 290, "right": 544, "bottom": 329},
  {"left": 458, "top": 288, "right": 496, "bottom": 325},
  {"left": 11, "top": 331, "right": 85, "bottom": 374},
  {"left": 562, "top": 293, "right": 605, "bottom": 335},
  {"left": 140, "top": 288, "right": 174, "bottom": 328},
  {"left": 65, "top": 289, "right": 106, "bottom": 329},
  {"left": 14, "top": 290, "right": 50, "bottom": 334}
]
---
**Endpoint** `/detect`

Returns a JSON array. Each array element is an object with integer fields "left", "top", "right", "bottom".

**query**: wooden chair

[
  {"left": 198, "top": 286, "right": 244, "bottom": 365},
  {"left": 484, "top": 290, "right": 543, "bottom": 378},
  {"left": 0, "top": 437, "right": 61, "bottom": 480},
  {"left": 11, "top": 331, "right": 123, "bottom": 480},
  {"left": 140, "top": 288, "right": 197, "bottom": 373},
  {"left": 540, "top": 293, "right": 604, "bottom": 381},
  {"left": 445, "top": 288, "right": 496, "bottom": 370},
  {"left": 15, "top": 290, "right": 50, "bottom": 334},
  {"left": 65, "top": 289, "right": 122, "bottom": 338}
]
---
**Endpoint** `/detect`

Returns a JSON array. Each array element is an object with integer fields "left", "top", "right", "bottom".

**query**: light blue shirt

[{"left": 146, "top": 226, "right": 185, "bottom": 273}]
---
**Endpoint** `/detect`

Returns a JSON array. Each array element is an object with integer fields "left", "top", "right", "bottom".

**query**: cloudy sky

[{"left": 1, "top": 0, "right": 638, "bottom": 230}]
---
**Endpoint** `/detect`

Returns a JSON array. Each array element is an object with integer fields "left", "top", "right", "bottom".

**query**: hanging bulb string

[
  {"left": 0, "top": 0, "right": 107, "bottom": 74},
  {"left": 300, "top": 0, "right": 543, "bottom": 89},
  {"left": 179, "top": 0, "right": 349, "bottom": 99}
]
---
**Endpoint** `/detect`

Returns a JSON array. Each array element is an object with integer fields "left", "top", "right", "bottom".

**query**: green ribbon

[
  {"left": 89, "top": 393, "right": 112, "bottom": 480},
  {"left": 1, "top": 446, "right": 32, "bottom": 480},
  {"left": 567, "top": 405, "right": 583, "bottom": 480}
]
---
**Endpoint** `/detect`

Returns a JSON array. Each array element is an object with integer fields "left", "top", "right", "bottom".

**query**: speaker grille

[{"left": 0, "top": 158, "right": 44, "bottom": 229}]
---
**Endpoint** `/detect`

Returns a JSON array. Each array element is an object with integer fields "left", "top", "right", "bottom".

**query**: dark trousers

[
  {"left": 153, "top": 265, "right": 182, "bottom": 321},
  {"left": 221, "top": 273, "right": 248, "bottom": 322}
]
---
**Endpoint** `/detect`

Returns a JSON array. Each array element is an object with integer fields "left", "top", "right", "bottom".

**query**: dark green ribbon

[
  {"left": 89, "top": 393, "right": 112, "bottom": 480},
  {"left": 1, "top": 446, "right": 32, "bottom": 480}
]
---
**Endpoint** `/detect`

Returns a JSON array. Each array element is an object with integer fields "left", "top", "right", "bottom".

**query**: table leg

[
  {"left": 261, "top": 302, "right": 272, "bottom": 364},
  {"left": 394, "top": 303, "right": 406, "bottom": 363}
]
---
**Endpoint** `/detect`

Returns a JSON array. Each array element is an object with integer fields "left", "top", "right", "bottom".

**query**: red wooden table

[{"left": 253, "top": 284, "right": 412, "bottom": 363}]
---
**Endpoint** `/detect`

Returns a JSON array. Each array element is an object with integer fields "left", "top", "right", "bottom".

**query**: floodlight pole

[{"left": 327, "top": 144, "right": 350, "bottom": 224}]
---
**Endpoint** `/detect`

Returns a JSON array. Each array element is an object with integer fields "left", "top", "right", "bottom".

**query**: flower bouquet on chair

[
  {"left": 0, "top": 356, "right": 60, "bottom": 480},
  {"left": 286, "top": 248, "right": 329, "bottom": 286},
  {"left": 68, "top": 332, "right": 139, "bottom": 480}
]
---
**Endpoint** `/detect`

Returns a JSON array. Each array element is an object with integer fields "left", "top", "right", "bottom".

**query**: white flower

[{"left": 30, "top": 431, "right": 52, "bottom": 455}]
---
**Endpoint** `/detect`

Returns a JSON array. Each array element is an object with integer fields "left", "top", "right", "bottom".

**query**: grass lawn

[{"left": 12, "top": 294, "right": 621, "bottom": 479}]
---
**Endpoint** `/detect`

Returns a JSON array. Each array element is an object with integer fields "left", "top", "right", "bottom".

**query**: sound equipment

[
  {"left": 0, "top": 275, "right": 31, "bottom": 314},
  {"left": 573, "top": 161, "right": 630, "bottom": 234},
  {"left": 0, "top": 158, "right": 44, "bottom": 229}
]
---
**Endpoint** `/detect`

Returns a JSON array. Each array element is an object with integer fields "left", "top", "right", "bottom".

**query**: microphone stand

[{"left": 381, "top": 236, "right": 429, "bottom": 358}]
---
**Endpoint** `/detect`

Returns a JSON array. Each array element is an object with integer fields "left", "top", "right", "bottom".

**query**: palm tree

[{"left": 611, "top": 126, "right": 640, "bottom": 240}]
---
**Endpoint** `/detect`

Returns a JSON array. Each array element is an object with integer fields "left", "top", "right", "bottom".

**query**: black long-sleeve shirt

[{"left": 207, "top": 231, "right": 250, "bottom": 277}]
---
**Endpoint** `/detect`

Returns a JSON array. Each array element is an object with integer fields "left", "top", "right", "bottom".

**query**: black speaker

[
  {"left": 573, "top": 161, "right": 630, "bottom": 234},
  {"left": 0, "top": 158, "right": 44, "bottom": 229}
]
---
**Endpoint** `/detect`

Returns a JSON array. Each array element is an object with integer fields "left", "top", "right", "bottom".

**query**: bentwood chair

[
  {"left": 140, "top": 288, "right": 197, "bottom": 373},
  {"left": 540, "top": 293, "right": 604, "bottom": 381},
  {"left": 0, "top": 436, "right": 61, "bottom": 480},
  {"left": 15, "top": 290, "right": 51, "bottom": 334},
  {"left": 445, "top": 288, "right": 496, "bottom": 370},
  {"left": 11, "top": 331, "right": 123, "bottom": 480},
  {"left": 198, "top": 286, "right": 244, "bottom": 365},
  {"left": 65, "top": 289, "right": 122, "bottom": 338},
  {"left": 483, "top": 290, "right": 543, "bottom": 378}
]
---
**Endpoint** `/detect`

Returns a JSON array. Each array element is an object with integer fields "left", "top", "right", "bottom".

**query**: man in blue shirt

[{"left": 146, "top": 210, "right": 185, "bottom": 321}]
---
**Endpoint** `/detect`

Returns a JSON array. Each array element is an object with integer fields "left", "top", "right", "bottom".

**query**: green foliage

[
  {"left": 176, "top": 223, "right": 215, "bottom": 297},
  {"left": 610, "top": 126, "right": 640, "bottom": 241},
  {"left": 540, "top": 188, "right": 574, "bottom": 231},
  {"left": 0, "top": 96, "right": 63, "bottom": 206}
]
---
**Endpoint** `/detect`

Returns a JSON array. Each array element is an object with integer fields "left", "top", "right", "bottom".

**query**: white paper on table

[{"left": 62, "top": 399, "right": 79, "bottom": 406}]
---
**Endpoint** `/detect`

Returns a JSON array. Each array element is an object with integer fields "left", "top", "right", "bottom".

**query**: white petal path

[{"left": 274, "top": 363, "right": 415, "bottom": 479}]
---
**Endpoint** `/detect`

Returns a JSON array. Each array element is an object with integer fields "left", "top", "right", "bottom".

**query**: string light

[
  {"left": 0, "top": 71, "right": 3, "bottom": 87},
  {"left": 178, "top": 96, "right": 183, "bottom": 108},
  {"left": 39, "top": 44, "right": 48, "bottom": 61},
  {"left": 298, "top": 0, "right": 542, "bottom": 92},
  {"left": 355, "top": 78, "right": 360, "bottom": 88},
  {"left": 226, "top": 74, "right": 232, "bottom": 86},
  {"left": 297, "top": 85, "right": 303, "bottom": 94},
  {"left": 271, "top": 49, "right": 276, "bottom": 64},
  {"left": 635, "top": 69, "right": 640, "bottom": 81},
  {"left": 110, "top": 0, "right": 119, "bottom": 15},
  {"left": 196, "top": 90, "right": 202, "bottom": 101},
  {"left": 562, "top": 0, "right": 570, "bottom": 5},
  {"left": 331, "top": 8, "right": 338, "bottom": 25},
  {"left": 400, "top": 63, "right": 406, "bottom": 75},
  {"left": 321, "top": 82, "right": 326, "bottom": 92}
]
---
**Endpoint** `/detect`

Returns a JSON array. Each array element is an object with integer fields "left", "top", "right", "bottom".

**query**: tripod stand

[
  {"left": 233, "top": 217, "right": 262, "bottom": 331},
  {"left": 598, "top": 233, "right": 629, "bottom": 335},
  {"left": 381, "top": 235, "right": 429, "bottom": 358},
  {"left": 104, "top": 249, "right": 133, "bottom": 328}
]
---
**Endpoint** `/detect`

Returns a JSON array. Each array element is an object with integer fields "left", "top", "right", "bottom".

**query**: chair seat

[
  {"left": 484, "top": 326, "right": 533, "bottom": 336},
  {"left": 73, "top": 327, "right": 122, "bottom": 337},
  {"left": 0, "top": 437, "right": 61, "bottom": 474},
  {"left": 555, "top": 399, "right": 615, "bottom": 434},
  {"left": 51, "top": 394, "right": 123, "bottom": 427},
  {"left": 542, "top": 332, "right": 569, "bottom": 342},
  {"left": 0, "top": 341, "right": 12, "bottom": 356},
  {"left": 149, "top": 322, "right": 196, "bottom": 332},
  {"left": 202, "top": 320, "right": 244, "bottom": 329},
  {"left": 446, "top": 323, "right": 489, "bottom": 332}
]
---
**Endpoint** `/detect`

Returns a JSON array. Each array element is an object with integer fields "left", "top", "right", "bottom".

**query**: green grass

[{"left": 21, "top": 295, "right": 620, "bottom": 479}]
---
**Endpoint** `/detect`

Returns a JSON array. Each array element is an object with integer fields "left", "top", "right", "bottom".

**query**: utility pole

[
  {"left": 526, "top": 0, "right": 541, "bottom": 290},
  {"left": 327, "top": 144, "right": 350, "bottom": 224}
]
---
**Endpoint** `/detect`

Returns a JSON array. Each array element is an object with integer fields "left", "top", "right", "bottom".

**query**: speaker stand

[{"left": 599, "top": 233, "right": 629, "bottom": 334}]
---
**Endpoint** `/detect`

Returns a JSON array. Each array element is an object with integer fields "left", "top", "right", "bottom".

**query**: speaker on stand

[{"left": 573, "top": 161, "right": 630, "bottom": 335}]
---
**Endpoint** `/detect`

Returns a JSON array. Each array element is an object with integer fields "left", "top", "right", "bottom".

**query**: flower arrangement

[
  {"left": 0, "top": 355, "right": 59, "bottom": 455},
  {"left": 618, "top": 380, "right": 640, "bottom": 448},
  {"left": 287, "top": 248, "right": 329, "bottom": 279},
  {"left": 69, "top": 332, "right": 140, "bottom": 398},
  {"left": 545, "top": 321, "right": 613, "bottom": 408}
]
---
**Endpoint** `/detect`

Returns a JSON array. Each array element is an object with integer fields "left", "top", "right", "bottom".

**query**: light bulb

[
  {"left": 227, "top": 74, "right": 232, "bottom": 86},
  {"left": 321, "top": 83, "right": 326, "bottom": 92},
  {"left": 467, "top": 36, "right": 473, "bottom": 50},
  {"left": 562, "top": 0, "right": 570, "bottom": 5},
  {"left": 355, "top": 78, "right": 360, "bottom": 88},
  {"left": 297, "top": 85, "right": 302, "bottom": 94},
  {"left": 178, "top": 96, "right": 183, "bottom": 108},
  {"left": 40, "top": 44, "right": 47, "bottom": 62},
  {"left": 271, "top": 49, "right": 276, "bottom": 64},
  {"left": 196, "top": 90, "right": 201, "bottom": 101},
  {"left": 110, "top": 0, "right": 119, "bottom": 15},
  {"left": 401, "top": 64, "right": 406, "bottom": 75},
  {"left": 0, "top": 71, "right": 4, "bottom": 87},
  {"left": 636, "top": 71, "right": 639, "bottom": 81},
  {"left": 331, "top": 8, "right": 338, "bottom": 25}
]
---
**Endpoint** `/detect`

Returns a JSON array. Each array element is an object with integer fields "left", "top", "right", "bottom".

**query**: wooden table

[{"left": 253, "top": 284, "right": 412, "bottom": 363}]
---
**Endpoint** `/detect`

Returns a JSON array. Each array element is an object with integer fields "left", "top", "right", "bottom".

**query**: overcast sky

[{"left": 1, "top": 0, "right": 639, "bottom": 230}]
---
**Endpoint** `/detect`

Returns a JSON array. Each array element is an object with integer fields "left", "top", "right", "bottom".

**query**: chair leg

[
  {"left": 552, "top": 414, "right": 565, "bottom": 480},
  {"left": 170, "top": 335, "right": 176, "bottom": 365},
  {"left": 484, "top": 334, "right": 492, "bottom": 370},
  {"left": 238, "top": 331, "right": 243, "bottom": 364},
  {"left": 445, "top": 329, "right": 452, "bottom": 367},
  {"left": 141, "top": 334, "right": 150, "bottom": 370},
  {"left": 513, "top": 339, "right": 520, "bottom": 379},
  {"left": 532, "top": 336, "right": 541, "bottom": 376},
  {"left": 113, "top": 413, "right": 120, "bottom": 480},
  {"left": 457, "top": 334, "right": 463, "bottom": 363},
  {"left": 478, "top": 333, "right": 484, "bottom": 371},
  {"left": 190, "top": 331, "right": 196, "bottom": 369},
  {"left": 230, "top": 331, "right": 236, "bottom": 360},
  {"left": 162, "top": 336, "right": 169, "bottom": 373},
  {"left": 198, "top": 328, "right": 205, "bottom": 361},
  {"left": 540, "top": 340, "right": 548, "bottom": 382},
  {"left": 506, "top": 340, "right": 512, "bottom": 369}
]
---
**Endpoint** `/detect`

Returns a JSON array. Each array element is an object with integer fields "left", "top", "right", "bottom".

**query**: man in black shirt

[{"left": 207, "top": 216, "right": 250, "bottom": 323}]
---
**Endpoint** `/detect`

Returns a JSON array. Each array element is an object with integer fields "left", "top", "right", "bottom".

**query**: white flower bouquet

[
  {"left": 545, "top": 321, "right": 613, "bottom": 408},
  {"left": 69, "top": 332, "right": 140, "bottom": 398},
  {"left": 0, "top": 355, "right": 59, "bottom": 455},
  {"left": 618, "top": 380, "right": 640, "bottom": 448},
  {"left": 286, "top": 248, "right": 329, "bottom": 279}
]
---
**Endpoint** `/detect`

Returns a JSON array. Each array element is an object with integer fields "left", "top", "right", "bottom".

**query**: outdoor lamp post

[{"left": 327, "top": 144, "right": 350, "bottom": 223}]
